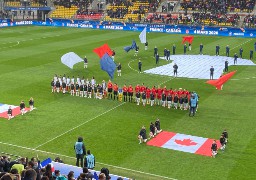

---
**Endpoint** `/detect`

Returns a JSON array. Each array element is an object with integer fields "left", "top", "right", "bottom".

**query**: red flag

[
  {"left": 206, "top": 71, "right": 236, "bottom": 90},
  {"left": 93, "top": 44, "right": 113, "bottom": 58},
  {"left": 182, "top": 36, "right": 194, "bottom": 44}
]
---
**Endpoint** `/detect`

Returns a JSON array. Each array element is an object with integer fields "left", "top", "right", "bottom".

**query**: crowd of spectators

[
  {"left": 53, "top": 0, "right": 92, "bottom": 9},
  {"left": 105, "top": 0, "right": 160, "bottom": 22},
  {"left": 243, "top": 14, "right": 256, "bottom": 28},
  {"left": 0, "top": 155, "right": 121, "bottom": 180},
  {"left": 180, "top": 0, "right": 255, "bottom": 14}
]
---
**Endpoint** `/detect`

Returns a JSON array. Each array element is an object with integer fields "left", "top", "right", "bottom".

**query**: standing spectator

[
  {"left": 234, "top": 53, "right": 238, "bottom": 65},
  {"left": 210, "top": 66, "right": 214, "bottom": 80},
  {"left": 155, "top": 53, "right": 159, "bottom": 65},
  {"left": 173, "top": 63, "right": 178, "bottom": 77},
  {"left": 224, "top": 60, "right": 229, "bottom": 72},
  {"left": 84, "top": 56, "right": 88, "bottom": 69},
  {"left": 183, "top": 44, "right": 187, "bottom": 55},
  {"left": 239, "top": 47, "right": 243, "bottom": 58},
  {"left": 84, "top": 150, "right": 95, "bottom": 170},
  {"left": 138, "top": 60, "right": 142, "bottom": 73},
  {"left": 145, "top": 42, "right": 148, "bottom": 50},
  {"left": 154, "top": 46, "right": 158, "bottom": 57},
  {"left": 211, "top": 140, "right": 218, "bottom": 158},
  {"left": 20, "top": 100, "right": 26, "bottom": 115},
  {"left": 74, "top": 137, "right": 86, "bottom": 167},
  {"left": 173, "top": 44, "right": 176, "bottom": 55},
  {"left": 189, "top": 94, "right": 197, "bottom": 117},
  {"left": 226, "top": 45, "right": 230, "bottom": 57},
  {"left": 117, "top": 63, "right": 121, "bottom": 77},
  {"left": 250, "top": 50, "right": 253, "bottom": 60},
  {"left": 216, "top": 44, "right": 220, "bottom": 56},
  {"left": 199, "top": 43, "right": 203, "bottom": 55},
  {"left": 67, "top": 171, "right": 75, "bottom": 180}
]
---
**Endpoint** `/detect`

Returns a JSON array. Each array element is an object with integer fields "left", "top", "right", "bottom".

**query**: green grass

[{"left": 0, "top": 26, "right": 256, "bottom": 180}]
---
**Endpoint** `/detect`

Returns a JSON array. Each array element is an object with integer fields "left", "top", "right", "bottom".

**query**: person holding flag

[
  {"left": 250, "top": 50, "right": 253, "bottom": 60},
  {"left": 156, "top": 53, "right": 159, "bottom": 65},
  {"left": 145, "top": 42, "right": 148, "bottom": 50},
  {"left": 184, "top": 44, "right": 187, "bottom": 55},
  {"left": 216, "top": 44, "right": 220, "bottom": 56},
  {"left": 84, "top": 56, "right": 88, "bottom": 69},
  {"left": 234, "top": 53, "right": 238, "bottom": 65},
  {"left": 211, "top": 140, "right": 218, "bottom": 158},
  {"left": 117, "top": 62, "right": 121, "bottom": 77},
  {"left": 173, "top": 44, "right": 176, "bottom": 55}
]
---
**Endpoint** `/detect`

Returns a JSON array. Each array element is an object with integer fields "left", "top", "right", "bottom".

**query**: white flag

[
  {"left": 139, "top": 27, "right": 147, "bottom": 43},
  {"left": 61, "top": 52, "right": 83, "bottom": 69}
]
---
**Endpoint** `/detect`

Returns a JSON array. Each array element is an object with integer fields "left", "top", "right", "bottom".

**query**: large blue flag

[
  {"left": 124, "top": 40, "right": 137, "bottom": 52},
  {"left": 100, "top": 53, "right": 116, "bottom": 79}
]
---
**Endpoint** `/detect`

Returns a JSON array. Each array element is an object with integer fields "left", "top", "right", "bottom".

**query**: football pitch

[{"left": 0, "top": 26, "right": 256, "bottom": 180}]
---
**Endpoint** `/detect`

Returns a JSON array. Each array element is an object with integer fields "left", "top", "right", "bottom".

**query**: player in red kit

[
  {"left": 107, "top": 80, "right": 113, "bottom": 99},
  {"left": 135, "top": 84, "right": 140, "bottom": 93},
  {"left": 122, "top": 84, "right": 128, "bottom": 102},
  {"left": 128, "top": 85, "right": 134, "bottom": 102},
  {"left": 146, "top": 87, "right": 151, "bottom": 104},
  {"left": 157, "top": 86, "right": 162, "bottom": 105},
  {"left": 140, "top": 83, "right": 146, "bottom": 94}
]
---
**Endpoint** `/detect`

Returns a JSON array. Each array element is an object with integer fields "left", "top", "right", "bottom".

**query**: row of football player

[
  {"left": 211, "top": 129, "right": 229, "bottom": 158},
  {"left": 138, "top": 118, "right": 162, "bottom": 144},
  {"left": 51, "top": 84, "right": 199, "bottom": 111}
]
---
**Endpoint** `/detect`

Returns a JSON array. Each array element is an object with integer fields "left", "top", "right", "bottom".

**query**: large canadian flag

[{"left": 147, "top": 131, "right": 220, "bottom": 157}]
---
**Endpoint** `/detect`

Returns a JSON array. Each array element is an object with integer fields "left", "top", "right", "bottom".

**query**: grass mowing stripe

[{"left": 34, "top": 102, "right": 126, "bottom": 149}]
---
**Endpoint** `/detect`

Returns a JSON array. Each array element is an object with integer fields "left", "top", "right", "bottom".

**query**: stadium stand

[
  {"left": 4, "top": 0, "right": 46, "bottom": 7},
  {"left": 104, "top": 0, "right": 160, "bottom": 22}
]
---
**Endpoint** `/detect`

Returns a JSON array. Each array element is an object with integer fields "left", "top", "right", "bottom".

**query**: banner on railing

[{"left": 1, "top": 19, "right": 255, "bottom": 38}]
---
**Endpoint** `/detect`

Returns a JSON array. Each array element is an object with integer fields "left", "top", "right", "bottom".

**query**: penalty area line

[
  {"left": 34, "top": 102, "right": 126, "bottom": 149},
  {"left": 0, "top": 141, "right": 177, "bottom": 180}
]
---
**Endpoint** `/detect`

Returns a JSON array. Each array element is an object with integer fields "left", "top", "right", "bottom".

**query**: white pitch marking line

[
  {"left": 34, "top": 102, "right": 126, "bottom": 149},
  {"left": 128, "top": 59, "right": 140, "bottom": 73},
  {"left": 0, "top": 141, "right": 177, "bottom": 180}
]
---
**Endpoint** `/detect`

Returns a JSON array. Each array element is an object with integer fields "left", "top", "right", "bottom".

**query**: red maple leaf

[{"left": 175, "top": 139, "right": 197, "bottom": 146}]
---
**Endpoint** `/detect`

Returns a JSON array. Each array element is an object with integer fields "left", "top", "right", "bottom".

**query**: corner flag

[{"left": 139, "top": 27, "right": 147, "bottom": 43}]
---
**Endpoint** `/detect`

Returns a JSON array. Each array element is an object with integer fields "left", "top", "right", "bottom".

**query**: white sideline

[
  {"left": 34, "top": 102, "right": 126, "bottom": 149},
  {"left": 0, "top": 141, "right": 177, "bottom": 180}
]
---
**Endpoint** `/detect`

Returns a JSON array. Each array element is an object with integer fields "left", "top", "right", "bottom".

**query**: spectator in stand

[
  {"left": 67, "top": 171, "right": 75, "bottom": 180},
  {"left": 82, "top": 167, "right": 93, "bottom": 180}
]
